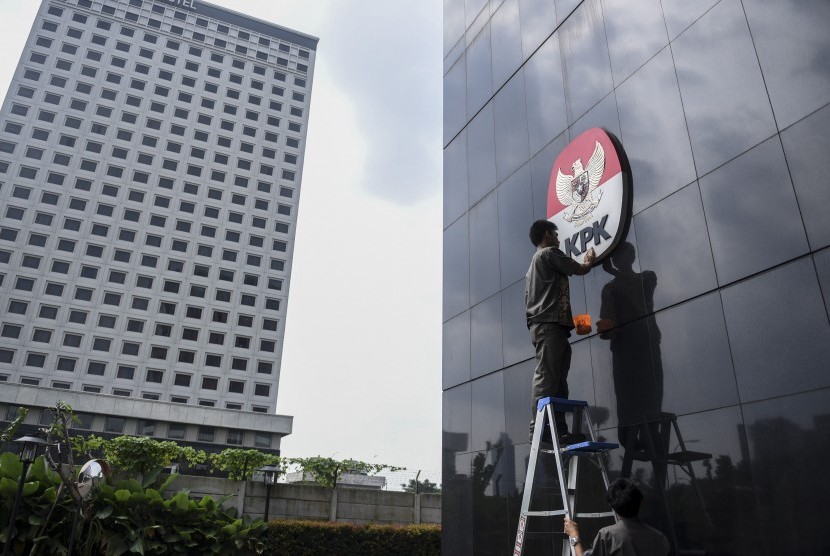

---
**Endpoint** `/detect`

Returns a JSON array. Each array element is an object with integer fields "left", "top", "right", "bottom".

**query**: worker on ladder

[
  {"left": 525, "top": 219, "right": 595, "bottom": 444},
  {"left": 563, "top": 478, "right": 669, "bottom": 556}
]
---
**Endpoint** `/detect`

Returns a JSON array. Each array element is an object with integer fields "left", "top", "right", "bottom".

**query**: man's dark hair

[
  {"left": 606, "top": 478, "right": 642, "bottom": 518},
  {"left": 529, "top": 219, "right": 557, "bottom": 247}
]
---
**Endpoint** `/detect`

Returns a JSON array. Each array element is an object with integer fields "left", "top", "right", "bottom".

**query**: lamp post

[
  {"left": 258, "top": 465, "right": 280, "bottom": 522},
  {"left": 3, "top": 435, "right": 47, "bottom": 556}
]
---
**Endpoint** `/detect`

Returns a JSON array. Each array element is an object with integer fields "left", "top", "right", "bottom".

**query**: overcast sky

[{"left": 0, "top": 0, "right": 443, "bottom": 479}]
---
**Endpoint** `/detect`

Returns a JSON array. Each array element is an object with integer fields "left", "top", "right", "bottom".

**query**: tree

[
  {"left": 401, "top": 478, "right": 441, "bottom": 493},
  {"left": 286, "top": 457, "right": 405, "bottom": 489}
]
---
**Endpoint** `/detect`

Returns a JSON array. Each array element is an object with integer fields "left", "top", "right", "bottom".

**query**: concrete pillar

[
  {"left": 414, "top": 493, "right": 421, "bottom": 525},
  {"left": 329, "top": 488, "right": 338, "bottom": 522},
  {"left": 237, "top": 480, "right": 247, "bottom": 516}
]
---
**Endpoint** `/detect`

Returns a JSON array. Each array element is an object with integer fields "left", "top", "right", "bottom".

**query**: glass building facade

[
  {"left": 0, "top": 0, "right": 316, "bottom": 451},
  {"left": 442, "top": 0, "right": 830, "bottom": 553}
]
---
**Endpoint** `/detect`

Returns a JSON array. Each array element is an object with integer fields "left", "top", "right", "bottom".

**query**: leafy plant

[
  {"left": 401, "top": 478, "right": 441, "bottom": 494},
  {"left": 285, "top": 457, "right": 405, "bottom": 489},
  {"left": 266, "top": 520, "right": 440, "bottom": 556},
  {"left": 209, "top": 449, "right": 282, "bottom": 481},
  {"left": 71, "top": 435, "right": 208, "bottom": 477},
  {"left": 0, "top": 406, "right": 28, "bottom": 453}
]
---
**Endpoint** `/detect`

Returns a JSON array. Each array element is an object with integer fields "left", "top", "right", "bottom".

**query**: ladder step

[
  {"left": 562, "top": 441, "right": 619, "bottom": 454},
  {"left": 574, "top": 511, "right": 616, "bottom": 519},
  {"left": 666, "top": 450, "right": 713, "bottom": 463},
  {"left": 537, "top": 397, "right": 588, "bottom": 412},
  {"left": 524, "top": 510, "right": 568, "bottom": 517}
]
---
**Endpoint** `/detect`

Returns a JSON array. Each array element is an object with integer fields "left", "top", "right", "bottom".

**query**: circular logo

[{"left": 547, "top": 127, "right": 632, "bottom": 263}]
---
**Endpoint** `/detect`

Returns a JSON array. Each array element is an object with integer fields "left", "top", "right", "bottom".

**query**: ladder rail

[{"left": 514, "top": 398, "right": 619, "bottom": 556}]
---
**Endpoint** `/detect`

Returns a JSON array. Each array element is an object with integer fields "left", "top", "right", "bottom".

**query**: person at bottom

[
  {"left": 564, "top": 478, "right": 670, "bottom": 556},
  {"left": 525, "top": 219, "right": 594, "bottom": 443}
]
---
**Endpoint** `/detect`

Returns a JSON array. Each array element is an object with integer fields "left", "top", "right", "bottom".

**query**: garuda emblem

[{"left": 555, "top": 140, "right": 605, "bottom": 225}]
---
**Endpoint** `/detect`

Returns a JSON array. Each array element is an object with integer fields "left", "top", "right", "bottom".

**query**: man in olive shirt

[
  {"left": 564, "top": 478, "right": 670, "bottom": 556},
  {"left": 526, "top": 219, "right": 595, "bottom": 442}
]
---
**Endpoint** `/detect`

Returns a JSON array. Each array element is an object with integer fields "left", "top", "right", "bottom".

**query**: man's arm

[{"left": 573, "top": 247, "right": 596, "bottom": 276}]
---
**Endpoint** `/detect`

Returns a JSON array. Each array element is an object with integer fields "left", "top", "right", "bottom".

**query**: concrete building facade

[
  {"left": 0, "top": 0, "right": 317, "bottom": 451},
  {"left": 442, "top": 0, "right": 830, "bottom": 554}
]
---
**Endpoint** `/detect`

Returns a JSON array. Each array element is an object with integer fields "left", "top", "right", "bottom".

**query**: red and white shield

[{"left": 547, "top": 127, "right": 631, "bottom": 262}]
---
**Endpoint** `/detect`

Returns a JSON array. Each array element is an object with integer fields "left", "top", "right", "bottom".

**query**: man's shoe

[{"left": 559, "top": 433, "right": 587, "bottom": 446}]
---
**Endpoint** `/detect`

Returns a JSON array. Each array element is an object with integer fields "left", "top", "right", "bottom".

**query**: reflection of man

[
  {"left": 526, "top": 220, "right": 594, "bottom": 442},
  {"left": 564, "top": 478, "right": 669, "bottom": 556},
  {"left": 598, "top": 242, "right": 663, "bottom": 448}
]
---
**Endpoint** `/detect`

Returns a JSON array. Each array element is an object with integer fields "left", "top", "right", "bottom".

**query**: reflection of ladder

[
  {"left": 620, "top": 412, "right": 713, "bottom": 548},
  {"left": 513, "top": 397, "right": 619, "bottom": 556}
]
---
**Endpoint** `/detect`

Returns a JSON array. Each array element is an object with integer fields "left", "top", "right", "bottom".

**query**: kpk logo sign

[{"left": 547, "top": 127, "right": 632, "bottom": 263}]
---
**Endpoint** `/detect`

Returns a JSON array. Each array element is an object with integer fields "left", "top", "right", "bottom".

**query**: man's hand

[
  {"left": 584, "top": 248, "right": 596, "bottom": 265},
  {"left": 564, "top": 517, "right": 579, "bottom": 538}
]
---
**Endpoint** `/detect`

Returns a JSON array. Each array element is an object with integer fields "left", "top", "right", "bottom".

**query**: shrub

[{"left": 265, "top": 520, "right": 440, "bottom": 556}]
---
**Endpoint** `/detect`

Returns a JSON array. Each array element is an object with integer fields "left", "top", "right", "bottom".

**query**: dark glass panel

[
  {"left": 523, "top": 33, "right": 568, "bottom": 155},
  {"left": 671, "top": 0, "right": 776, "bottom": 176},
  {"left": 529, "top": 132, "right": 568, "bottom": 220},
  {"left": 501, "top": 279, "right": 533, "bottom": 368},
  {"left": 443, "top": 383, "right": 472, "bottom": 454},
  {"left": 466, "top": 0, "right": 488, "bottom": 28},
  {"left": 518, "top": 0, "right": 557, "bottom": 59},
  {"left": 503, "top": 359, "right": 535, "bottom": 446},
  {"left": 602, "top": 0, "right": 669, "bottom": 86},
  {"left": 466, "top": 24, "right": 493, "bottom": 118},
  {"left": 466, "top": 103, "right": 497, "bottom": 206},
  {"left": 653, "top": 292, "right": 738, "bottom": 415},
  {"left": 443, "top": 310, "right": 471, "bottom": 389},
  {"left": 814, "top": 248, "right": 830, "bottom": 322},
  {"left": 567, "top": 337, "right": 595, "bottom": 409},
  {"left": 469, "top": 192, "right": 501, "bottom": 304},
  {"left": 443, "top": 131, "right": 468, "bottom": 228},
  {"left": 493, "top": 70, "right": 529, "bottom": 183},
  {"left": 443, "top": 215, "right": 470, "bottom": 320},
  {"left": 567, "top": 89, "right": 620, "bottom": 142},
  {"left": 471, "top": 371, "right": 506, "bottom": 452},
  {"left": 444, "top": 0, "right": 466, "bottom": 57},
  {"left": 471, "top": 292, "right": 504, "bottom": 378},
  {"left": 497, "top": 163, "right": 534, "bottom": 288},
  {"left": 443, "top": 54, "right": 466, "bottom": 145},
  {"left": 616, "top": 47, "right": 696, "bottom": 213},
  {"left": 634, "top": 182, "right": 718, "bottom": 311},
  {"left": 720, "top": 257, "right": 830, "bottom": 403},
  {"left": 698, "top": 136, "right": 808, "bottom": 285},
  {"left": 560, "top": 0, "right": 613, "bottom": 124},
  {"left": 743, "top": 0, "right": 830, "bottom": 129},
  {"left": 743, "top": 389, "right": 830, "bottom": 554},
  {"left": 660, "top": 0, "right": 719, "bottom": 40},
  {"left": 780, "top": 103, "right": 830, "bottom": 251},
  {"left": 441, "top": 451, "right": 474, "bottom": 555},
  {"left": 471, "top": 445, "right": 510, "bottom": 555},
  {"left": 490, "top": 0, "right": 523, "bottom": 89}
]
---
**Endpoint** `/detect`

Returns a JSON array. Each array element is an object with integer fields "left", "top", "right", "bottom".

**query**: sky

[{"left": 0, "top": 0, "right": 443, "bottom": 481}]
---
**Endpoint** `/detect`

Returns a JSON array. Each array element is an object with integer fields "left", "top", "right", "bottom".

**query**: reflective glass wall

[{"left": 442, "top": 0, "right": 830, "bottom": 554}]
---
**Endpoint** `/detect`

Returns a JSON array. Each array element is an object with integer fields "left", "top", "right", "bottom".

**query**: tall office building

[{"left": 0, "top": 0, "right": 317, "bottom": 452}]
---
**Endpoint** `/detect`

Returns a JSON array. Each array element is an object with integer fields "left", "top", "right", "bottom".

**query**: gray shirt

[
  {"left": 584, "top": 518, "right": 670, "bottom": 556},
  {"left": 525, "top": 246, "right": 581, "bottom": 327}
]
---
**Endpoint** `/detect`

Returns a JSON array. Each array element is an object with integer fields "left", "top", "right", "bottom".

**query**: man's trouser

[{"left": 529, "top": 322, "right": 571, "bottom": 438}]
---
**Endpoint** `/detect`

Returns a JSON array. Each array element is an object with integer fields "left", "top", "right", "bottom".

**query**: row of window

[
  {"left": 0, "top": 321, "right": 280, "bottom": 358},
  {"left": 45, "top": 4, "right": 309, "bottom": 73},
  {"left": 3, "top": 404, "right": 273, "bottom": 445}
]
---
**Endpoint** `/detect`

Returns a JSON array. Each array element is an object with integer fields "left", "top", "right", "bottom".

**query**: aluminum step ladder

[{"left": 513, "top": 397, "right": 619, "bottom": 556}]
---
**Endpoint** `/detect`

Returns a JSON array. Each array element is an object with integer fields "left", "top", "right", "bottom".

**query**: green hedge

[{"left": 265, "top": 520, "right": 441, "bottom": 556}]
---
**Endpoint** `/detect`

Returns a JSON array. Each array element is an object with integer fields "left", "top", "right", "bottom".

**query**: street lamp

[
  {"left": 258, "top": 465, "right": 280, "bottom": 522},
  {"left": 3, "top": 435, "right": 47, "bottom": 556}
]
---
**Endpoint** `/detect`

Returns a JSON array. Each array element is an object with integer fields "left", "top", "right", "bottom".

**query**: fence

[{"left": 169, "top": 475, "right": 441, "bottom": 525}]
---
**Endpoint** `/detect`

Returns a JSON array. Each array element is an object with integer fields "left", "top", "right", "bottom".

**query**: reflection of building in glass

[
  {"left": 442, "top": 0, "right": 830, "bottom": 553},
  {"left": 0, "top": 0, "right": 317, "bottom": 452}
]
